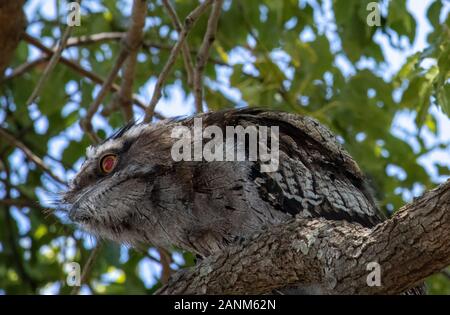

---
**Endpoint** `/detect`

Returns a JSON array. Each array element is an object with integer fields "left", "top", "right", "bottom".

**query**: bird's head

[{"left": 60, "top": 121, "right": 176, "bottom": 243}]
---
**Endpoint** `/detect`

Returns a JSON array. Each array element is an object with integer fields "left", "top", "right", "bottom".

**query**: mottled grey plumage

[{"left": 62, "top": 108, "right": 423, "bottom": 294}]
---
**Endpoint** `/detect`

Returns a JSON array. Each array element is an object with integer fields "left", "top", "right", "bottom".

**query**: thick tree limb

[{"left": 157, "top": 180, "right": 450, "bottom": 294}]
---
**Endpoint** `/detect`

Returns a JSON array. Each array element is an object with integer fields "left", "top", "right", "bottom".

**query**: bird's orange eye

[{"left": 100, "top": 154, "right": 117, "bottom": 174}]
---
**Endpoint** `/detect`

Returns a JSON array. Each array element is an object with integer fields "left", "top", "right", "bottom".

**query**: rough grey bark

[{"left": 157, "top": 179, "right": 450, "bottom": 295}]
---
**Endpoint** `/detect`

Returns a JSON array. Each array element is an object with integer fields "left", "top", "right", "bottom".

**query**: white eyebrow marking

[
  {"left": 86, "top": 140, "right": 123, "bottom": 160},
  {"left": 123, "top": 124, "right": 151, "bottom": 139},
  {"left": 86, "top": 145, "right": 96, "bottom": 159},
  {"left": 85, "top": 121, "right": 167, "bottom": 160}
]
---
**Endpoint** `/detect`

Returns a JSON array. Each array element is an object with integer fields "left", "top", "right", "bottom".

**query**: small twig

[
  {"left": 144, "top": 0, "right": 213, "bottom": 122},
  {"left": 22, "top": 34, "right": 166, "bottom": 121},
  {"left": 25, "top": 31, "right": 227, "bottom": 77},
  {"left": 0, "top": 127, "right": 66, "bottom": 185},
  {"left": 162, "top": 0, "right": 195, "bottom": 87},
  {"left": 80, "top": 0, "right": 153, "bottom": 141},
  {"left": 2, "top": 56, "right": 50, "bottom": 81},
  {"left": 142, "top": 41, "right": 228, "bottom": 67},
  {"left": 80, "top": 48, "right": 129, "bottom": 143},
  {"left": 66, "top": 32, "right": 179, "bottom": 55},
  {"left": 70, "top": 244, "right": 102, "bottom": 295},
  {"left": 25, "top": 0, "right": 80, "bottom": 106},
  {"left": 0, "top": 160, "right": 38, "bottom": 292},
  {"left": 61, "top": 32, "right": 228, "bottom": 69},
  {"left": 0, "top": 198, "right": 46, "bottom": 210},
  {"left": 24, "top": 34, "right": 113, "bottom": 87},
  {"left": 146, "top": 252, "right": 162, "bottom": 264},
  {"left": 193, "top": 0, "right": 223, "bottom": 113},
  {"left": 1, "top": 188, "right": 37, "bottom": 292},
  {"left": 116, "top": 0, "right": 148, "bottom": 122},
  {"left": 66, "top": 32, "right": 125, "bottom": 47},
  {"left": 237, "top": 2, "right": 298, "bottom": 112},
  {"left": 157, "top": 247, "right": 172, "bottom": 285}
]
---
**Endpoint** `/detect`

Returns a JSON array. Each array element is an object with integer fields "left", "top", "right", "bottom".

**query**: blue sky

[{"left": 6, "top": 0, "right": 449, "bottom": 294}]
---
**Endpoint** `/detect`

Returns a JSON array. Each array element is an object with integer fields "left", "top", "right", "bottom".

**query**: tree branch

[
  {"left": 144, "top": 0, "right": 213, "bottom": 122},
  {"left": 0, "top": 127, "right": 66, "bottom": 185},
  {"left": 64, "top": 32, "right": 229, "bottom": 67},
  {"left": 193, "top": 0, "right": 223, "bottom": 113},
  {"left": 2, "top": 56, "right": 50, "bottom": 82},
  {"left": 157, "top": 180, "right": 450, "bottom": 294},
  {"left": 0, "top": 0, "right": 26, "bottom": 78},
  {"left": 71, "top": 244, "right": 102, "bottom": 295},
  {"left": 80, "top": 0, "right": 149, "bottom": 142},
  {"left": 0, "top": 198, "right": 46, "bottom": 211},
  {"left": 157, "top": 247, "right": 173, "bottom": 285},
  {"left": 25, "top": 0, "right": 80, "bottom": 106},
  {"left": 22, "top": 34, "right": 166, "bottom": 120},
  {"left": 0, "top": 159, "right": 37, "bottom": 293},
  {"left": 65, "top": 32, "right": 125, "bottom": 47},
  {"left": 115, "top": 0, "right": 147, "bottom": 122},
  {"left": 162, "top": 0, "right": 195, "bottom": 88},
  {"left": 80, "top": 49, "right": 129, "bottom": 143}
]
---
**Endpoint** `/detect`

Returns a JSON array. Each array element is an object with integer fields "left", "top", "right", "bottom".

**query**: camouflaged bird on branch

[{"left": 63, "top": 108, "right": 436, "bottom": 294}]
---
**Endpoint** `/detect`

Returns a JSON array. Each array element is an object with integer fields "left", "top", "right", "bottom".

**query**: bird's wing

[{"left": 222, "top": 108, "right": 385, "bottom": 227}]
